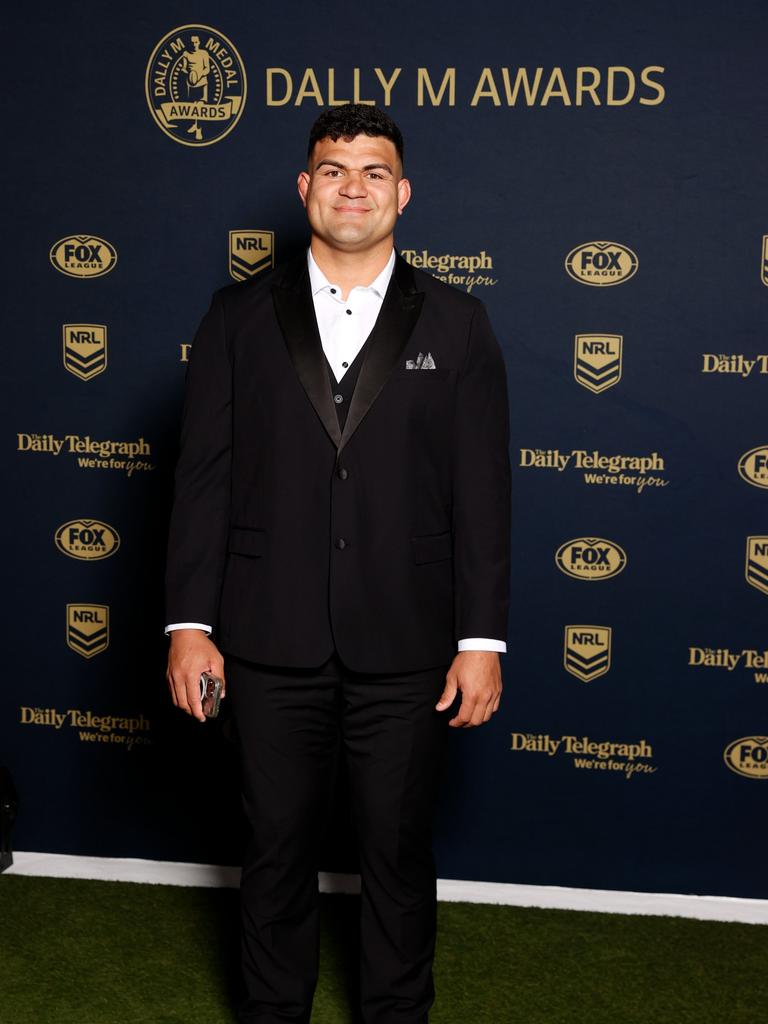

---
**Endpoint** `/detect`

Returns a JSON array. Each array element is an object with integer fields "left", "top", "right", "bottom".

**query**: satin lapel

[
  {"left": 338, "top": 251, "right": 424, "bottom": 456},
  {"left": 271, "top": 254, "right": 342, "bottom": 449}
]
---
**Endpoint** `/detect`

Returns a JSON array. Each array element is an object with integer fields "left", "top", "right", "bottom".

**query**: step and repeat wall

[{"left": 3, "top": 1, "right": 766, "bottom": 898}]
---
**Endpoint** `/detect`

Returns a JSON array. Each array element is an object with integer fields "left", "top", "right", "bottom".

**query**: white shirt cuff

[
  {"left": 165, "top": 622, "right": 212, "bottom": 636},
  {"left": 457, "top": 637, "right": 506, "bottom": 653}
]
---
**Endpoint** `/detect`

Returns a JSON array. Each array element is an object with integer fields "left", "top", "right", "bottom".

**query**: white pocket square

[{"left": 405, "top": 351, "right": 436, "bottom": 370}]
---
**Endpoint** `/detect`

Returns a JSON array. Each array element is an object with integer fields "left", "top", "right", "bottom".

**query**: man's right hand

[{"left": 166, "top": 629, "right": 226, "bottom": 723}]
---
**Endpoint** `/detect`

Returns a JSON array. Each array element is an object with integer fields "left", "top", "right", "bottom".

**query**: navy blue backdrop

[{"left": 3, "top": 0, "right": 767, "bottom": 898}]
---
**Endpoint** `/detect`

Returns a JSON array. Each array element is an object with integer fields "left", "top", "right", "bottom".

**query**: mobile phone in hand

[{"left": 200, "top": 671, "right": 223, "bottom": 718}]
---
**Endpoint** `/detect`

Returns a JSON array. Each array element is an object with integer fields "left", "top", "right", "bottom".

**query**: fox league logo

[
  {"left": 145, "top": 25, "right": 246, "bottom": 146},
  {"left": 565, "top": 241, "right": 638, "bottom": 286},
  {"left": 229, "top": 230, "right": 274, "bottom": 280}
]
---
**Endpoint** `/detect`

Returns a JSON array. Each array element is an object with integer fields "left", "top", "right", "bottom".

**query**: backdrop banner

[{"left": 3, "top": 0, "right": 766, "bottom": 899}]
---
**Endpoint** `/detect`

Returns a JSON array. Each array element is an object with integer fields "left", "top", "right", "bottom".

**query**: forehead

[{"left": 310, "top": 133, "right": 398, "bottom": 168}]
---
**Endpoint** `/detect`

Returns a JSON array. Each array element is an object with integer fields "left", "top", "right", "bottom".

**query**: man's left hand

[{"left": 435, "top": 651, "right": 502, "bottom": 727}]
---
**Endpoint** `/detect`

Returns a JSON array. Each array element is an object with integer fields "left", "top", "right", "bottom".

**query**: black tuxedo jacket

[{"left": 164, "top": 247, "right": 511, "bottom": 673}]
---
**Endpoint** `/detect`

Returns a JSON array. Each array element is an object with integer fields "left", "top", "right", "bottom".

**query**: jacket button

[
  {"left": 335, "top": 538, "right": 347, "bottom": 549},
  {"left": 338, "top": 467, "right": 348, "bottom": 480},
  {"left": 333, "top": 393, "right": 344, "bottom": 404}
]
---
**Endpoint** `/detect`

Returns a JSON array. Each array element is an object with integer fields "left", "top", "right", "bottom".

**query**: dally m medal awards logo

[
  {"left": 229, "top": 230, "right": 275, "bottom": 281},
  {"left": 66, "top": 604, "right": 109, "bottom": 659},
  {"left": 762, "top": 236, "right": 768, "bottom": 287},
  {"left": 746, "top": 536, "right": 768, "bottom": 595},
  {"left": 564, "top": 625, "right": 612, "bottom": 682},
  {"left": 63, "top": 324, "right": 107, "bottom": 381},
  {"left": 145, "top": 25, "right": 246, "bottom": 146},
  {"left": 565, "top": 241, "right": 638, "bottom": 286},
  {"left": 574, "top": 335, "right": 623, "bottom": 393},
  {"left": 50, "top": 236, "right": 117, "bottom": 279}
]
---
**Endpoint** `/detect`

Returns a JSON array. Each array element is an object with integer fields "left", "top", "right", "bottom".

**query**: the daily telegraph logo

[
  {"left": 229, "top": 230, "right": 274, "bottom": 281},
  {"left": 510, "top": 732, "right": 656, "bottom": 780},
  {"left": 146, "top": 25, "right": 246, "bottom": 146},
  {"left": 701, "top": 354, "right": 768, "bottom": 377},
  {"left": 66, "top": 604, "right": 109, "bottom": 659},
  {"left": 55, "top": 520, "right": 120, "bottom": 561},
  {"left": 519, "top": 447, "right": 668, "bottom": 494},
  {"left": 555, "top": 538, "right": 626, "bottom": 580},
  {"left": 564, "top": 625, "right": 611, "bottom": 682},
  {"left": 738, "top": 446, "right": 768, "bottom": 489},
  {"left": 746, "top": 536, "right": 768, "bottom": 595},
  {"left": 565, "top": 241, "right": 637, "bottom": 286},
  {"left": 574, "top": 335, "right": 622, "bottom": 393},
  {"left": 20, "top": 705, "right": 151, "bottom": 750},
  {"left": 17, "top": 434, "right": 154, "bottom": 476},
  {"left": 63, "top": 324, "right": 107, "bottom": 381},
  {"left": 50, "top": 236, "right": 117, "bottom": 279},
  {"left": 723, "top": 737, "right": 768, "bottom": 779},
  {"left": 689, "top": 647, "right": 768, "bottom": 684},
  {"left": 400, "top": 249, "right": 498, "bottom": 293}
]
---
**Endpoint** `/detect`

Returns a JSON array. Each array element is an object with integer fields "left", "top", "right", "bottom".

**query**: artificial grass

[{"left": 0, "top": 875, "right": 766, "bottom": 1023}]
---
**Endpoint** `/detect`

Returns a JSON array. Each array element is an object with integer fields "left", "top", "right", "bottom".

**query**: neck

[{"left": 310, "top": 237, "right": 394, "bottom": 301}]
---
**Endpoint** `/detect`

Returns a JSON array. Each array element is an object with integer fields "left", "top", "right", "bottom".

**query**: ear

[
  {"left": 297, "top": 171, "right": 310, "bottom": 208},
  {"left": 396, "top": 176, "right": 412, "bottom": 215}
]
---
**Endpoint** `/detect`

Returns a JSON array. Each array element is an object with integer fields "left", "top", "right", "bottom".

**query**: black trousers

[{"left": 226, "top": 647, "right": 453, "bottom": 1024}]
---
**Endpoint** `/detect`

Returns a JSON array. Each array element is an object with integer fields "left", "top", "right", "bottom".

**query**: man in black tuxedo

[{"left": 165, "top": 105, "right": 511, "bottom": 1024}]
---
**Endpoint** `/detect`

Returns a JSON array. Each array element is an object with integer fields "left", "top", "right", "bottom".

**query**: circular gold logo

[
  {"left": 565, "top": 241, "right": 638, "bottom": 286},
  {"left": 145, "top": 25, "right": 246, "bottom": 147},
  {"left": 50, "top": 235, "right": 117, "bottom": 278}
]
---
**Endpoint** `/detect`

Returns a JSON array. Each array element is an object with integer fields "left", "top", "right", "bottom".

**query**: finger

[
  {"left": 449, "top": 695, "right": 478, "bottom": 727},
  {"left": 436, "top": 674, "right": 458, "bottom": 711},
  {"left": 185, "top": 675, "right": 206, "bottom": 722}
]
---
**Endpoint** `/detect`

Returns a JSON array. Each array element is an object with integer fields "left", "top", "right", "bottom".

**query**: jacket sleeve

[
  {"left": 164, "top": 290, "right": 232, "bottom": 632},
  {"left": 452, "top": 299, "right": 512, "bottom": 644}
]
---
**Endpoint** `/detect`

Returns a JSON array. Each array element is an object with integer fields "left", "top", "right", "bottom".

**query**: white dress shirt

[{"left": 166, "top": 246, "right": 506, "bottom": 655}]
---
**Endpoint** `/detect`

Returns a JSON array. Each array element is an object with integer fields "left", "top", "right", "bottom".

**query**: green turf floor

[{"left": 0, "top": 875, "right": 766, "bottom": 1023}]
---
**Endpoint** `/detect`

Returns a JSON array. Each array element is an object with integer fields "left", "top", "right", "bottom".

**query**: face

[{"left": 297, "top": 134, "right": 411, "bottom": 253}]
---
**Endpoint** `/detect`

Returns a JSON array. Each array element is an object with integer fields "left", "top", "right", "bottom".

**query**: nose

[{"left": 339, "top": 171, "right": 368, "bottom": 199}]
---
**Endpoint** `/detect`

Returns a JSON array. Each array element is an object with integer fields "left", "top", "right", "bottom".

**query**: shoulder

[
  {"left": 209, "top": 250, "right": 306, "bottom": 320},
  {"left": 402, "top": 254, "right": 485, "bottom": 317}
]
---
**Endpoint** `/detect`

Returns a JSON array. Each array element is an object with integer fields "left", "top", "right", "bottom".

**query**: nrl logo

[
  {"left": 564, "top": 625, "right": 611, "bottom": 682},
  {"left": 66, "top": 604, "right": 109, "bottom": 659},
  {"left": 745, "top": 536, "right": 768, "bottom": 595},
  {"left": 229, "top": 230, "right": 274, "bottom": 281},
  {"left": 62, "top": 325, "right": 107, "bottom": 381},
  {"left": 574, "top": 335, "right": 622, "bottom": 393}
]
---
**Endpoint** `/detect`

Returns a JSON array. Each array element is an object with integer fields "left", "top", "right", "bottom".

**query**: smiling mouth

[{"left": 334, "top": 207, "right": 371, "bottom": 213}]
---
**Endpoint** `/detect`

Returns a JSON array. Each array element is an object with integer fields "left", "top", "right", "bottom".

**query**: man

[{"left": 164, "top": 104, "right": 511, "bottom": 1024}]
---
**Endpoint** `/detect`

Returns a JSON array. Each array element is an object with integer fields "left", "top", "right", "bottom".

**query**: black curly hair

[{"left": 307, "top": 103, "right": 404, "bottom": 169}]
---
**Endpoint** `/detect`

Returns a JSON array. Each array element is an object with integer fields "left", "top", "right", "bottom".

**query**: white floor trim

[{"left": 5, "top": 851, "right": 767, "bottom": 925}]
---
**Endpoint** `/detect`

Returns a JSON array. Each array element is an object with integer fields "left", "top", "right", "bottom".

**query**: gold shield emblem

[
  {"left": 62, "top": 324, "right": 107, "bottom": 381},
  {"left": 762, "top": 235, "right": 768, "bottom": 288},
  {"left": 67, "top": 604, "right": 109, "bottom": 658},
  {"left": 564, "top": 625, "right": 611, "bottom": 682},
  {"left": 746, "top": 536, "right": 768, "bottom": 595},
  {"left": 574, "top": 335, "right": 622, "bottom": 393},
  {"left": 229, "top": 230, "right": 274, "bottom": 281}
]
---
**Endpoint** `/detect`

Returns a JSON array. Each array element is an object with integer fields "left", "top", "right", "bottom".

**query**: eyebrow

[{"left": 315, "top": 159, "right": 393, "bottom": 174}]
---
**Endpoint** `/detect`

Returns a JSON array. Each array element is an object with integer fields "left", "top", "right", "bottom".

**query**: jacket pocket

[
  {"left": 411, "top": 530, "right": 453, "bottom": 565},
  {"left": 227, "top": 526, "right": 266, "bottom": 557}
]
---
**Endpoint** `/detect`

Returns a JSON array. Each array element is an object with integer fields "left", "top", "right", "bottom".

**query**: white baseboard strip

[{"left": 5, "top": 851, "right": 767, "bottom": 925}]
